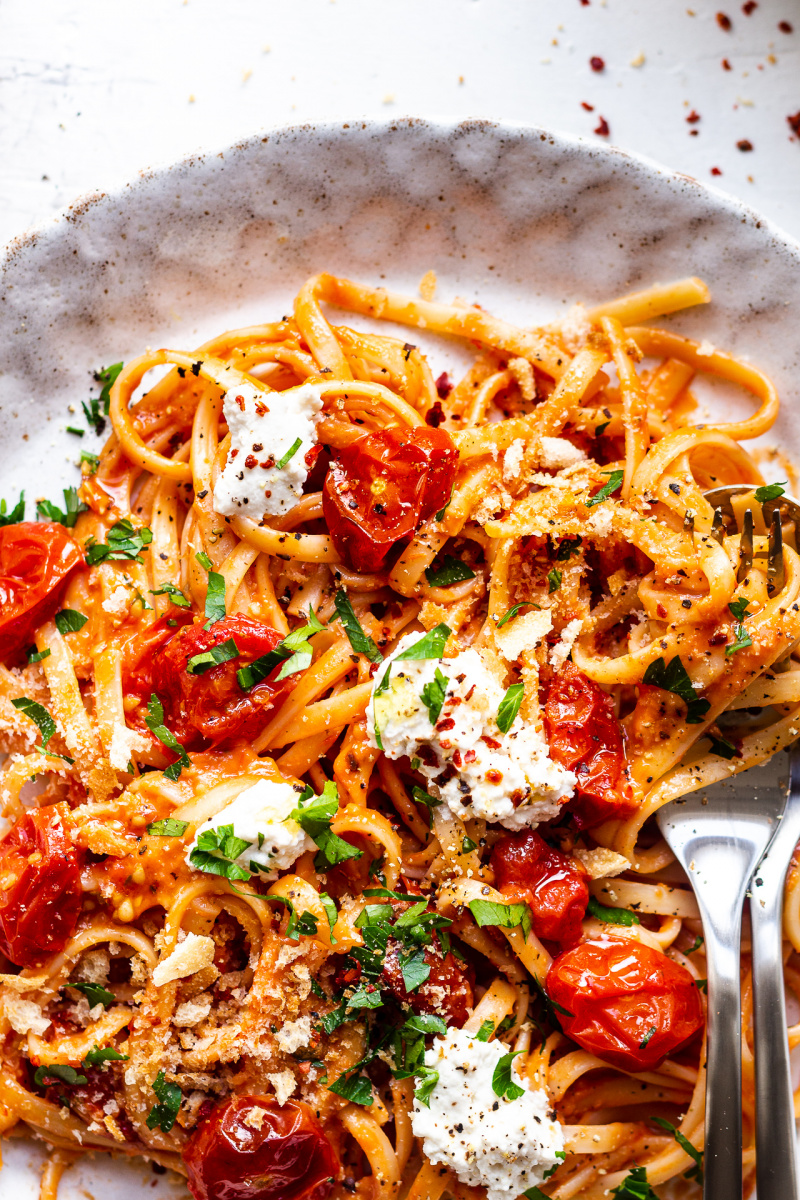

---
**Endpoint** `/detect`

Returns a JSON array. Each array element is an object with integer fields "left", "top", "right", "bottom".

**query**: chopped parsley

[
  {"left": 586, "top": 469, "right": 624, "bottom": 507},
  {"left": 276, "top": 437, "right": 302, "bottom": 469},
  {"left": 496, "top": 602, "right": 536, "bottom": 628},
  {"left": 491, "top": 1050, "right": 525, "bottom": 1101},
  {"left": 34, "top": 1063, "right": 87, "bottom": 1087},
  {"left": 424, "top": 556, "right": 476, "bottom": 587},
  {"left": 145, "top": 693, "right": 191, "bottom": 781},
  {"left": 434, "top": 487, "right": 454, "bottom": 522},
  {"left": 754, "top": 482, "right": 786, "bottom": 503},
  {"left": 150, "top": 582, "right": 191, "bottom": 608},
  {"left": 37, "top": 487, "right": 86, "bottom": 529},
  {"left": 587, "top": 895, "right": 640, "bottom": 926},
  {"left": 555, "top": 535, "right": 583, "bottom": 561},
  {"left": 610, "top": 1167, "right": 660, "bottom": 1199},
  {"left": 290, "top": 780, "right": 363, "bottom": 871},
  {"left": 642, "top": 656, "right": 710, "bottom": 724},
  {"left": 331, "top": 589, "right": 381, "bottom": 662},
  {"left": 195, "top": 550, "right": 226, "bottom": 627},
  {"left": 188, "top": 823, "right": 251, "bottom": 882},
  {"left": 82, "top": 1044, "right": 129, "bottom": 1067},
  {"left": 395, "top": 623, "right": 451, "bottom": 661},
  {"left": 147, "top": 817, "right": 189, "bottom": 837},
  {"left": 186, "top": 637, "right": 240, "bottom": 675},
  {"left": 469, "top": 898, "right": 532, "bottom": 940},
  {"left": 461, "top": 835, "right": 478, "bottom": 853},
  {"left": 412, "top": 785, "right": 441, "bottom": 821},
  {"left": 496, "top": 683, "right": 524, "bottom": 734},
  {"left": 475, "top": 1019, "right": 496, "bottom": 1042},
  {"left": 237, "top": 610, "right": 324, "bottom": 689},
  {"left": 420, "top": 667, "right": 449, "bottom": 725},
  {"left": 11, "top": 697, "right": 73, "bottom": 763},
  {"left": 146, "top": 1070, "right": 182, "bottom": 1132},
  {"left": 547, "top": 568, "right": 562, "bottom": 593},
  {"left": 85, "top": 519, "right": 152, "bottom": 564},
  {"left": 82, "top": 362, "right": 123, "bottom": 435},
  {"left": 54, "top": 609, "right": 88, "bottom": 635},
  {"left": 27, "top": 646, "right": 51, "bottom": 664},
  {"left": 0, "top": 493, "right": 25, "bottom": 526},
  {"left": 67, "top": 981, "right": 115, "bottom": 1007},
  {"left": 327, "top": 1071, "right": 373, "bottom": 1106},
  {"left": 638, "top": 1025, "right": 657, "bottom": 1049},
  {"left": 80, "top": 450, "right": 100, "bottom": 474},
  {"left": 652, "top": 1117, "right": 703, "bottom": 1184},
  {"left": 708, "top": 732, "right": 738, "bottom": 759}
]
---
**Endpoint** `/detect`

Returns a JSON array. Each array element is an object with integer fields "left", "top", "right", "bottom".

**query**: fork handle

[
  {"left": 751, "top": 862, "right": 800, "bottom": 1198},
  {"left": 697, "top": 895, "right": 745, "bottom": 1199}
]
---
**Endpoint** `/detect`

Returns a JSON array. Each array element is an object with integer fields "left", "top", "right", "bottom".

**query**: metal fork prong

[
  {"left": 749, "top": 743, "right": 800, "bottom": 1200},
  {"left": 736, "top": 509, "right": 754, "bottom": 584},
  {"left": 768, "top": 508, "right": 785, "bottom": 594},
  {"left": 711, "top": 507, "right": 725, "bottom": 545}
]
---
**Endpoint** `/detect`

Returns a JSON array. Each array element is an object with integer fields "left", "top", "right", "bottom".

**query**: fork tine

[
  {"left": 711, "top": 507, "right": 725, "bottom": 545},
  {"left": 768, "top": 508, "right": 785, "bottom": 594},
  {"left": 737, "top": 509, "right": 754, "bottom": 584}
]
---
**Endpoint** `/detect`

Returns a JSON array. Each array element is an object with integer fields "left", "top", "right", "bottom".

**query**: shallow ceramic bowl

[{"left": 2, "top": 117, "right": 800, "bottom": 1198}]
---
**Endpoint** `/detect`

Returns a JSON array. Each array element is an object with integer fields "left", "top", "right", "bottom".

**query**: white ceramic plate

[{"left": 1, "top": 117, "right": 799, "bottom": 1198}]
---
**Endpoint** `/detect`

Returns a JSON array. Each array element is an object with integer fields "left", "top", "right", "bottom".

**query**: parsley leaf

[
  {"left": 82, "top": 1044, "right": 129, "bottom": 1067},
  {"left": 587, "top": 895, "right": 640, "bottom": 926},
  {"left": 54, "top": 609, "right": 88, "bottom": 635},
  {"left": 80, "top": 450, "right": 100, "bottom": 474},
  {"left": 82, "top": 363, "right": 123, "bottom": 435},
  {"left": 728, "top": 597, "right": 751, "bottom": 622},
  {"left": 332, "top": 590, "right": 381, "bottom": 662},
  {"left": 475, "top": 1019, "right": 496, "bottom": 1042},
  {"left": 237, "top": 610, "right": 324, "bottom": 689},
  {"left": 145, "top": 693, "right": 192, "bottom": 780},
  {"left": 610, "top": 1167, "right": 660, "bottom": 1199},
  {"left": 195, "top": 550, "right": 226, "bottom": 628},
  {"left": 435, "top": 487, "right": 454, "bottom": 523},
  {"left": 469, "top": 898, "right": 532, "bottom": 940},
  {"left": 708, "top": 732, "right": 738, "bottom": 759},
  {"left": 189, "top": 823, "right": 251, "bottom": 882},
  {"left": 85, "top": 519, "right": 152, "bottom": 564},
  {"left": 420, "top": 667, "right": 449, "bottom": 725},
  {"left": 0, "top": 493, "right": 25, "bottom": 526},
  {"left": 67, "top": 982, "right": 115, "bottom": 1007},
  {"left": 638, "top": 1025, "right": 657, "bottom": 1049},
  {"left": 555, "top": 535, "right": 583, "bottom": 561},
  {"left": 147, "top": 817, "right": 189, "bottom": 837},
  {"left": 754, "top": 482, "right": 786, "bottom": 503},
  {"left": 414, "top": 1068, "right": 440, "bottom": 1106},
  {"left": 424, "top": 556, "right": 476, "bottom": 587},
  {"left": 547, "top": 568, "right": 562, "bottom": 594},
  {"left": 586, "top": 469, "right": 624, "bottom": 507},
  {"left": 412, "top": 785, "right": 441, "bottom": 822},
  {"left": 496, "top": 683, "right": 524, "bottom": 734},
  {"left": 34, "top": 1064, "right": 87, "bottom": 1087},
  {"left": 395, "top": 623, "right": 451, "bottom": 661},
  {"left": 150, "top": 582, "right": 191, "bottom": 608},
  {"left": 186, "top": 637, "right": 240, "bottom": 675},
  {"left": 492, "top": 1050, "right": 525, "bottom": 1101},
  {"left": 27, "top": 646, "right": 51, "bottom": 664},
  {"left": 290, "top": 780, "right": 363, "bottom": 871},
  {"left": 642, "top": 656, "right": 710, "bottom": 724},
  {"left": 651, "top": 1117, "right": 703, "bottom": 1184},
  {"left": 37, "top": 487, "right": 86, "bottom": 529},
  {"left": 276, "top": 437, "right": 302, "bottom": 469},
  {"left": 496, "top": 602, "right": 535, "bottom": 628},
  {"left": 327, "top": 1071, "right": 373, "bottom": 1106},
  {"left": 146, "top": 1070, "right": 182, "bottom": 1132},
  {"left": 461, "top": 835, "right": 477, "bottom": 853},
  {"left": 400, "top": 948, "right": 431, "bottom": 993},
  {"left": 726, "top": 624, "right": 753, "bottom": 657},
  {"left": 11, "top": 697, "right": 73, "bottom": 763}
]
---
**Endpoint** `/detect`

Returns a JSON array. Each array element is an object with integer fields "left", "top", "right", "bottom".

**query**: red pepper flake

[
  {"left": 737, "top": 138, "right": 754, "bottom": 151},
  {"left": 779, "top": 20, "right": 793, "bottom": 33},
  {"left": 594, "top": 115, "right": 610, "bottom": 136},
  {"left": 434, "top": 371, "right": 453, "bottom": 399},
  {"left": 711, "top": 166, "right": 723, "bottom": 175},
  {"left": 721, "top": 57, "right": 732, "bottom": 69},
  {"left": 580, "top": 0, "right": 590, "bottom": 5},
  {"left": 426, "top": 399, "right": 445, "bottom": 428},
  {"left": 742, "top": 0, "right": 757, "bottom": 12},
  {"left": 788, "top": 111, "right": 800, "bottom": 136},
  {"left": 686, "top": 110, "right": 701, "bottom": 123},
  {"left": 716, "top": 11, "right": 732, "bottom": 28},
  {"left": 590, "top": 56, "right": 605, "bottom": 71},
  {"left": 244, "top": 454, "right": 257, "bottom": 469},
  {"left": 689, "top": 130, "right": 699, "bottom": 137},
  {"left": 581, "top": 101, "right": 595, "bottom": 111}
]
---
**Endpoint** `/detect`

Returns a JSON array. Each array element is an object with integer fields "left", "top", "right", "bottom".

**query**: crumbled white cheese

[
  {"left": 495, "top": 609, "right": 552, "bottom": 662},
  {"left": 411, "top": 1027, "right": 564, "bottom": 1200},
  {"left": 538, "top": 437, "right": 587, "bottom": 470},
  {"left": 267, "top": 1069, "right": 298, "bottom": 1106},
  {"left": 174, "top": 994, "right": 212, "bottom": 1027},
  {"left": 574, "top": 846, "right": 630, "bottom": 879},
  {"left": 503, "top": 439, "right": 526, "bottom": 484},
  {"left": 276, "top": 1014, "right": 313, "bottom": 1054},
  {"left": 697, "top": 338, "right": 716, "bottom": 358},
  {"left": 558, "top": 303, "right": 592, "bottom": 352},
  {"left": 102, "top": 585, "right": 132, "bottom": 619},
  {"left": 152, "top": 933, "right": 216, "bottom": 987},
  {"left": 3, "top": 995, "right": 51, "bottom": 1036},
  {"left": 186, "top": 778, "right": 314, "bottom": 881},
  {"left": 549, "top": 618, "right": 583, "bottom": 671},
  {"left": 367, "top": 635, "right": 575, "bottom": 830},
  {"left": 214, "top": 381, "right": 323, "bottom": 520},
  {"left": 108, "top": 721, "right": 150, "bottom": 772}
]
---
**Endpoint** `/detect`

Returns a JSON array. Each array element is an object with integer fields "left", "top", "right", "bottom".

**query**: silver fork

[{"left": 657, "top": 484, "right": 799, "bottom": 1200}]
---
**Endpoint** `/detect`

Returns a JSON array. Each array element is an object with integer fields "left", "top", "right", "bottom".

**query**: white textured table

[{"left": 2, "top": 0, "right": 800, "bottom": 247}]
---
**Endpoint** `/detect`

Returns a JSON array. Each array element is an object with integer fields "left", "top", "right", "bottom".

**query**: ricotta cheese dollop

[
  {"left": 213, "top": 381, "right": 323, "bottom": 521},
  {"left": 186, "top": 778, "right": 314, "bottom": 881},
  {"left": 366, "top": 635, "right": 575, "bottom": 829},
  {"left": 411, "top": 1027, "right": 564, "bottom": 1200}
]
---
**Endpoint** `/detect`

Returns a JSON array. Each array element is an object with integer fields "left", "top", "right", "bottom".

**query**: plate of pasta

[{"left": 1, "top": 119, "right": 800, "bottom": 1200}]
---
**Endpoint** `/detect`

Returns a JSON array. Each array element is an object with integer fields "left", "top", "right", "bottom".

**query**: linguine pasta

[{"left": 0, "top": 270, "right": 798, "bottom": 1200}]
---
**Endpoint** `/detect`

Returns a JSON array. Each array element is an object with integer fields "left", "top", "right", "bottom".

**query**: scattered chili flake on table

[
  {"left": 722, "top": 57, "right": 732, "bottom": 69},
  {"left": 581, "top": 101, "right": 595, "bottom": 111},
  {"left": 779, "top": 20, "right": 793, "bottom": 33},
  {"left": 737, "top": 138, "right": 754, "bottom": 151},
  {"left": 717, "top": 11, "right": 732, "bottom": 29},
  {"left": 787, "top": 111, "right": 800, "bottom": 137},
  {"left": 686, "top": 110, "right": 700, "bottom": 124},
  {"left": 590, "top": 56, "right": 605, "bottom": 71},
  {"left": 742, "top": 1, "right": 757, "bottom": 13},
  {"left": 711, "top": 166, "right": 723, "bottom": 175},
  {"left": 594, "top": 116, "right": 610, "bottom": 136}
]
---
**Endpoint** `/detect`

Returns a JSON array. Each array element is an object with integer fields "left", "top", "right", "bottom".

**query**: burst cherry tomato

[
  {"left": 322, "top": 425, "right": 458, "bottom": 573},
  {"left": 546, "top": 936, "right": 704, "bottom": 1072},
  {"left": 124, "top": 615, "right": 288, "bottom": 749},
  {"left": 183, "top": 1095, "right": 338, "bottom": 1200},
  {"left": 491, "top": 829, "right": 589, "bottom": 948},
  {"left": 0, "top": 523, "right": 84, "bottom": 662},
  {"left": 544, "top": 662, "right": 636, "bottom": 828},
  {"left": 381, "top": 941, "right": 474, "bottom": 1026},
  {"left": 0, "top": 804, "right": 85, "bottom": 968}
]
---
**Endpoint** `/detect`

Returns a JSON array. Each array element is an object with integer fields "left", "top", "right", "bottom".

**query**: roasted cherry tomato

[
  {"left": 183, "top": 1095, "right": 338, "bottom": 1200},
  {"left": 491, "top": 829, "right": 589, "bottom": 948},
  {"left": 381, "top": 941, "right": 474, "bottom": 1026},
  {"left": 322, "top": 425, "right": 458, "bottom": 573},
  {"left": 0, "top": 804, "right": 85, "bottom": 968},
  {"left": 546, "top": 935, "right": 704, "bottom": 1072},
  {"left": 544, "top": 662, "right": 636, "bottom": 828},
  {"left": 125, "top": 614, "right": 287, "bottom": 749},
  {"left": 0, "top": 523, "right": 83, "bottom": 661}
]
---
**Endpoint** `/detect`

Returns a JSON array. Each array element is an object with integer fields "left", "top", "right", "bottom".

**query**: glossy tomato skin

[
  {"left": 547, "top": 936, "right": 704, "bottom": 1072},
  {"left": 140, "top": 615, "right": 286, "bottom": 749},
  {"left": 322, "top": 425, "right": 458, "bottom": 573},
  {"left": 183, "top": 1095, "right": 338, "bottom": 1200},
  {"left": 544, "top": 662, "right": 636, "bottom": 829},
  {"left": 491, "top": 830, "right": 589, "bottom": 948},
  {"left": 0, "top": 804, "right": 85, "bottom": 968},
  {"left": 0, "top": 523, "right": 84, "bottom": 662}
]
